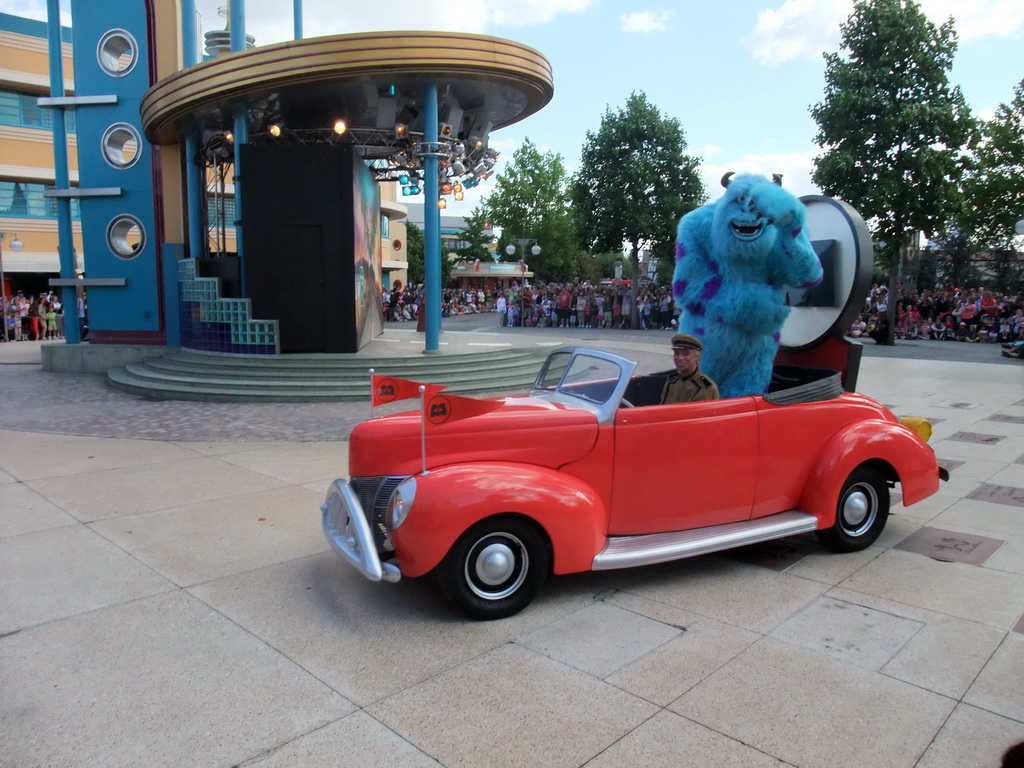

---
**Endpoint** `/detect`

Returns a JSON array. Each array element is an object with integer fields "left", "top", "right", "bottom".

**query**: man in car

[{"left": 661, "top": 333, "right": 720, "bottom": 403}]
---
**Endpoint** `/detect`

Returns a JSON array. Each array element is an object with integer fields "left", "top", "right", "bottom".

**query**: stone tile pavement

[{"left": 2, "top": 335, "right": 1023, "bottom": 767}]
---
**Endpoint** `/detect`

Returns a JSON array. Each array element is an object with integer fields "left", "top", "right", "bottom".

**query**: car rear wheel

[
  {"left": 437, "top": 516, "right": 549, "bottom": 620},
  {"left": 817, "top": 467, "right": 889, "bottom": 553}
]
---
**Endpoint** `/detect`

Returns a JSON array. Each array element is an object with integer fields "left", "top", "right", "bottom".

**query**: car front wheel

[
  {"left": 437, "top": 516, "right": 549, "bottom": 620},
  {"left": 816, "top": 467, "right": 890, "bottom": 553}
]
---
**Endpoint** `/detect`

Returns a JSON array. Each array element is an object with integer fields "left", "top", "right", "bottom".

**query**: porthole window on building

[
  {"left": 96, "top": 29, "right": 138, "bottom": 77},
  {"left": 106, "top": 214, "right": 145, "bottom": 258},
  {"left": 101, "top": 122, "right": 143, "bottom": 169}
]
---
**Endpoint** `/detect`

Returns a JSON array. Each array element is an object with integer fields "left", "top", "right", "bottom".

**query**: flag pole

[
  {"left": 418, "top": 385, "right": 428, "bottom": 475},
  {"left": 368, "top": 368, "right": 375, "bottom": 419}
]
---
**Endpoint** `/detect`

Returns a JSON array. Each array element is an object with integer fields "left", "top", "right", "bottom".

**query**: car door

[{"left": 608, "top": 397, "right": 759, "bottom": 535}]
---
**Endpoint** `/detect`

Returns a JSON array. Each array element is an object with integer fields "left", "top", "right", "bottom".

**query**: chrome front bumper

[{"left": 321, "top": 479, "right": 401, "bottom": 583}]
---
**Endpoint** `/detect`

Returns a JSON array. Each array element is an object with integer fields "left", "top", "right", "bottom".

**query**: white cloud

[
  {"left": 916, "top": 0, "right": 1024, "bottom": 40},
  {"left": 193, "top": 0, "right": 595, "bottom": 44},
  {"left": 744, "top": 0, "right": 849, "bottom": 65},
  {"left": 744, "top": 0, "right": 1024, "bottom": 66},
  {"left": 621, "top": 9, "right": 673, "bottom": 34}
]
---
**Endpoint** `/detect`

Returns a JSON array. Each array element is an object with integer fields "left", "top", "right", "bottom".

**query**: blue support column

[
  {"left": 423, "top": 80, "right": 440, "bottom": 353},
  {"left": 185, "top": 130, "right": 204, "bottom": 258},
  {"left": 230, "top": 0, "right": 247, "bottom": 293},
  {"left": 181, "top": 0, "right": 198, "bottom": 66},
  {"left": 47, "top": 0, "right": 79, "bottom": 344},
  {"left": 229, "top": 0, "right": 245, "bottom": 52},
  {"left": 232, "top": 107, "right": 247, "bottom": 294},
  {"left": 293, "top": 0, "right": 303, "bottom": 39}
]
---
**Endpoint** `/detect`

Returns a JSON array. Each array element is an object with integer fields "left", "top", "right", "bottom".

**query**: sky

[{"left": 5, "top": 0, "right": 1023, "bottom": 217}]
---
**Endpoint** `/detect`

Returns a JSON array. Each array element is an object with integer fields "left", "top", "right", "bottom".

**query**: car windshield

[{"left": 535, "top": 350, "right": 624, "bottom": 405}]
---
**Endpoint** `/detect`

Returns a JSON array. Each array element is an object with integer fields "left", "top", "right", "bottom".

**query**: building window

[
  {"left": 0, "top": 89, "right": 75, "bottom": 131},
  {"left": 206, "top": 195, "right": 236, "bottom": 227},
  {"left": 380, "top": 214, "right": 390, "bottom": 239},
  {"left": 0, "top": 181, "right": 80, "bottom": 219}
]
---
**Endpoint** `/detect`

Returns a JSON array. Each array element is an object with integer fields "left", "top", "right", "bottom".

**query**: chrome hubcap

[
  {"left": 841, "top": 484, "right": 877, "bottom": 536},
  {"left": 465, "top": 533, "right": 529, "bottom": 601},
  {"left": 475, "top": 543, "right": 516, "bottom": 585},
  {"left": 843, "top": 490, "right": 869, "bottom": 527}
]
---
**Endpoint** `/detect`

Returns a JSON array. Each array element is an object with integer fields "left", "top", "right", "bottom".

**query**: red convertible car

[{"left": 322, "top": 346, "right": 947, "bottom": 620}]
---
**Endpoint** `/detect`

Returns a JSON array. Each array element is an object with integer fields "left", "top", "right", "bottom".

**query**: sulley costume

[{"left": 672, "top": 173, "right": 823, "bottom": 398}]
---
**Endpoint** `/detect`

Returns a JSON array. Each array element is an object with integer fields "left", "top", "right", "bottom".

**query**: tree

[
  {"left": 405, "top": 221, "right": 424, "bottom": 286},
  {"left": 453, "top": 207, "right": 495, "bottom": 264},
  {"left": 811, "top": 0, "right": 974, "bottom": 344},
  {"left": 483, "top": 138, "right": 576, "bottom": 282},
  {"left": 959, "top": 77, "right": 1024, "bottom": 270},
  {"left": 925, "top": 225, "right": 982, "bottom": 290},
  {"left": 405, "top": 221, "right": 454, "bottom": 288},
  {"left": 572, "top": 91, "right": 705, "bottom": 327}
]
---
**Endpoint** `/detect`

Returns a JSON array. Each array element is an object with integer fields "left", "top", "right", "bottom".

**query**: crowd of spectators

[
  {"left": 1, "top": 290, "right": 64, "bottom": 342},
  {"left": 383, "top": 280, "right": 681, "bottom": 330},
  {"left": 848, "top": 284, "right": 1024, "bottom": 350}
]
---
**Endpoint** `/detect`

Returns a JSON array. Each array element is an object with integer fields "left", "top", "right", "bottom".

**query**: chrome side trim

[
  {"left": 321, "top": 479, "right": 401, "bottom": 583},
  {"left": 592, "top": 510, "right": 819, "bottom": 571}
]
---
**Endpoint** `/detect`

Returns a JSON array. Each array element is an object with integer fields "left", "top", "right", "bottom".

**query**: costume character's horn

[
  {"left": 772, "top": 174, "right": 783, "bottom": 186},
  {"left": 720, "top": 172, "right": 735, "bottom": 188}
]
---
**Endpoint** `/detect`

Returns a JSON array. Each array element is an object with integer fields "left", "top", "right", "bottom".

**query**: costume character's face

[{"left": 711, "top": 175, "right": 790, "bottom": 261}]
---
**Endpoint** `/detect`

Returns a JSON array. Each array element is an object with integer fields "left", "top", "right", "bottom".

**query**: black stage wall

[{"left": 240, "top": 144, "right": 382, "bottom": 353}]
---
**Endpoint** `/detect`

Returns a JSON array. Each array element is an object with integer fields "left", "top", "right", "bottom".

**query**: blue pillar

[
  {"left": 293, "top": 0, "right": 303, "bottom": 39},
  {"left": 229, "top": 0, "right": 246, "bottom": 52},
  {"left": 185, "top": 130, "right": 204, "bottom": 258},
  {"left": 47, "top": 0, "right": 79, "bottom": 344},
  {"left": 232, "top": 107, "right": 247, "bottom": 294},
  {"left": 229, "top": 0, "right": 247, "bottom": 291},
  {"left": 423, "top": 80, "right": 440, "bottom": 353},
  {"left": 181, "top": 0, "right": 198, "bottom": 66}
]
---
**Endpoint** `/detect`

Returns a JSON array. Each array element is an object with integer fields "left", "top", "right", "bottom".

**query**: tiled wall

[{"left": 177, "top": 259, "right": 279, "bottom": 355}]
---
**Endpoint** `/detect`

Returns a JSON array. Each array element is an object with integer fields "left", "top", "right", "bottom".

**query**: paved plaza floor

[{"left": 2, "top": 329, "right": 1023, "bottom": 767}]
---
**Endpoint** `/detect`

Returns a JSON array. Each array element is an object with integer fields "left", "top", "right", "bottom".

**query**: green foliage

[
  {"left": 405, "top": 221, "right": 424, "bottom": 286},
  {"left": 453, "top": 206, "right": 495, "bottom": 263},
  {"left": 572, "top": 91, "right": 706, "bottom": 323},
  {"left": 811, "top": 0, "right": 974, "bottom": 342},
  {"left": 483, "top": 138, "right": 576, "bottom": 281},
  {"left": 960, "top": 78, "right": 1024, "bottom": 249},
  {"left": 927, "top": 225, "right": 983, "bottom": 289},
  {"left": 591, "top": 251, "right": 631, "bottom": 280}
]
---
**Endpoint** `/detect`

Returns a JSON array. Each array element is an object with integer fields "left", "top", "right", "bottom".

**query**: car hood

[{"left": 349, "top": 396, "right": 600, "bottom": 477}]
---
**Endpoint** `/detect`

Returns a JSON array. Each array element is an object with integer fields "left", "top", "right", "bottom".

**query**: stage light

[
  {"left": 269, "top": 124, "right": 281, "bottom": 137},
  {"left": 333, "top": 120, "right": 347, "bottom": 135}
]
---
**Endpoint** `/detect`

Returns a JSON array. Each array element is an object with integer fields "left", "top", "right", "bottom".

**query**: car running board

[{"left": 592, "top": 510, "right": 819, "bottom": 571}]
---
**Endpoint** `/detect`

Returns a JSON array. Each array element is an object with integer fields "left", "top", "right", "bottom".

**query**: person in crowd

[{"left": 849, "top": 315, "right": 867, "bottom": 337}]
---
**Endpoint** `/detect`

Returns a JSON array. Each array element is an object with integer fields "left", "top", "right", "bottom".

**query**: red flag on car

[
  {"left": 424, "top": 392, "right": 501, "bottom": 428},
  {"left": 371, "top": 375, "right": 445, "bottom": 407}
]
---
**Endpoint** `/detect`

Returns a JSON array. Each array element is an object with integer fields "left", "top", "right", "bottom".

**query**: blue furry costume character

[{"left": 672, "top": 174, "right": 823, "bottom": 398}]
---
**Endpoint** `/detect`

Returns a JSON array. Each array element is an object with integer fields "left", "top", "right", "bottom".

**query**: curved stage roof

[{"left": 141, "top": 30, "right": 555, "bottom": 151}]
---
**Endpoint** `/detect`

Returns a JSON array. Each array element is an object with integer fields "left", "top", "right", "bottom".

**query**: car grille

[{"left": 349, "top": 475, "right": 407, "bottom": 553}]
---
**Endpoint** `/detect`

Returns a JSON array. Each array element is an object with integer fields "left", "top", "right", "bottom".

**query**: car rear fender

[
  {"left": 392, "top": 463, "right": 608, "bottom": 578},
  {"left": 800, "top": 420, "right": 940, "bottom": 526}
]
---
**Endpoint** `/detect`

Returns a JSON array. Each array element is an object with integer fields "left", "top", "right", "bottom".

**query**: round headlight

[{"left": 389, "top": 477, "right": 417, "bottom": 529}]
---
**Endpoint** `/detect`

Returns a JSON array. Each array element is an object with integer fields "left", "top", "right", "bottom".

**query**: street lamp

[
  {"left": 0, "top": 232, "right": 24, "bottom": 338},
  {"left": 1015, "top": 218, "right": 1024, "bottom": 237},
  {"left": 505, "top": 238, "right": 540, "bottom": 327}
]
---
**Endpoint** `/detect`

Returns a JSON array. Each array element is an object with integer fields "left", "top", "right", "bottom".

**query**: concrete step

[{"left": 106, "top": 347, "right": 546, "bottom": 402}]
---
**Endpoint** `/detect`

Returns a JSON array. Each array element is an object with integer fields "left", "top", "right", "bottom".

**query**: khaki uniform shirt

[{"left": 660, "top": 370, "right": 720, "bottom": 404}]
